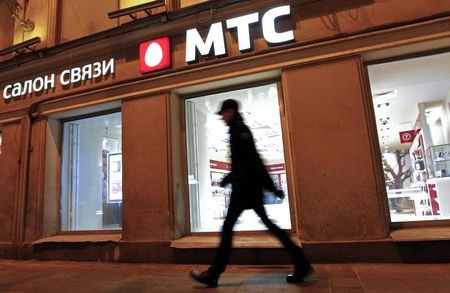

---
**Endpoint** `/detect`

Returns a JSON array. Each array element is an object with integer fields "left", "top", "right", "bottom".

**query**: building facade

[{"left": 1, "top": 0, "right": 450, "bottom": 263}]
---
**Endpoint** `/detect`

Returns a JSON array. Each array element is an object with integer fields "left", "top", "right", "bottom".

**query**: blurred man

[{"left": 190, "top": 99, "right": 312, "bottom": 288}]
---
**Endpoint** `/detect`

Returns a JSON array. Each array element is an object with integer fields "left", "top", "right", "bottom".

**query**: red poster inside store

[{"left": 399, "top": 129, "right": 420, "bottom": 144}]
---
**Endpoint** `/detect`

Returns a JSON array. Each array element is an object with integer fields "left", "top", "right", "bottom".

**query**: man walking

[{"left": 190, "top": 99, "right": 312, "bottom": 288}]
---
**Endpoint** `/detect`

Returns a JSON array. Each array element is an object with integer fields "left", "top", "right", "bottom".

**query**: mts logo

[
  {"left": 139, "top": 5, "right": 294, "bottom": 73},
  {"left": 139, "top": 36, "right": 171, "bottom": 74},
  {"left": 185, "top": 5, "right": 294, "bottom": 63}
]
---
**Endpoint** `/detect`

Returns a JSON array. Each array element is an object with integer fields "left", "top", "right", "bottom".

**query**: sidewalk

[{"left": 1, "top": 260, "right": 450, "bottom": 292}]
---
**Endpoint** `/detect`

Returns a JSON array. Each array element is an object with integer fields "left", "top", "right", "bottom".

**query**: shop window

[
  {"left": 179, "top": 0, "right": 207, "bottom": 8},
  {"left": 61, "top": 112, "right": 122, "bottom": 231},
  {"left": 0, "top": 130, "right": 2, "bottom": 155},
  {"left": 120, "top": 0, "right": 160, "bottom": 9},
  {"left": 59, "top": 1, "right": 166, "bottom": 43},
  {"left": 185, "top": 83, "right": 292, "bottom": 232},
  {"left": 368, "top": 51, "right": 450, "bottom": 222}
]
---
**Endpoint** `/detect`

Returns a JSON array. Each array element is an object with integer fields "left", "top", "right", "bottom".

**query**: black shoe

[
  {"left": 286, "top": 266, "right": 313, "bottom": 283},
  {"left": 190, "top": 269, "right": 219, "bottom": 288}
]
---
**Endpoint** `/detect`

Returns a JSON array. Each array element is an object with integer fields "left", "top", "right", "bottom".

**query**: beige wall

[
  {"left": 0, "top": 121, "right": 24, "bottom": 242},
  {"left": 60, "top": 0, "right": 118, "bottom": 43},
  {"left": 122, "top": 94, "right": 172, "bottom": 241},
  {"left": 24, "top": 119, "right": 48, "bottom": 242},
  {"left": 282, "top": 57, "right": 388, "bottom": 241},
  {"left": 0, "top": 2, "right": 14, "bottom": 62}
]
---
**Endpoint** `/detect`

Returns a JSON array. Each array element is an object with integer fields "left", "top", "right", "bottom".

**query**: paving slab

[{"left": 1, "top": 260, "right": 450, "bottom": 292}]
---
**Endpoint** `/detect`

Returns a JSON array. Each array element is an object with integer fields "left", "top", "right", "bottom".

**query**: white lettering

[
  {"left": 262, "top": 5, "right": 294, "bottom": 44},
  {"left": 21, "top": 80, "right": 33, "bottom": 95},
  {"left": 81, "top": 64, "right": 93, "bottom": 81},
  {"left": 102, "top": 58, "right": 115, "bottom": 75},
  {"left": 44, "top": 74, "right": 55, "bottom": 89},
  {"left": 32, "top": 77, "right": 44, "bottom": 92},
  {"left": 3, "top": 85, "right": 12, "bottom": 100},
  {"left": 185, "top": 5, "right": 293, "bottom": 63},
  {"left": 4, "top": 59, "right": 115, "bottom": 101},
  {"left": 226, "top": 13, "right": 259, "bottom": 52},
  {"left": 11, "top": 83, "right": 22, "bottom": 97},
  {"left": 185, "top": 22, "right": 226, "bottom": 63},
  {"left": 60, "top": 70, "right": 70, "bottom": 86},
  {"left": 93, "top": 62, "right": 102, "bottom": 78},
  {"left": 70, "top": 67, "right": 82, "bottom": 83}
]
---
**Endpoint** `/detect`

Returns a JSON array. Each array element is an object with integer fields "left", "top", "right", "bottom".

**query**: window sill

[
  {"left": 391, "top": 227, "right": 450, "bottom": 242},
  {"left": 171, "top": 234, "right": 300, "bottom": 249},
  {"left": 33, "top": 234, "right": 122, "bottom": 244}
]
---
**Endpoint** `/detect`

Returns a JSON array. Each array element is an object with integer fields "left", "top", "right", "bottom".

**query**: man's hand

[
  {"left": 274, "top": 189, "right": 285, "bottom": 199},
  {"left": 220, "top": 173, "right": 232, "bottom": 187}
]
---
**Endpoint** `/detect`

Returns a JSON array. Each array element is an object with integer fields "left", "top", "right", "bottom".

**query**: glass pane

[
  {"left": 61, "top": 112, "right": 122, "bottom": 231},
  {"left": 186, "top": 83, "right": 292, "bottom": 232},
  {"left": 120, "top": 0, "right": 158, "bottom": 9},
  {"left": 0, "top": 131, "right": 2, "bottom": 155},
  {"left": 180, "top": 0, "right": 207, "bottom": 8},
  {"left": 368, "top": 51, "right": 450, "bottom": 222}
]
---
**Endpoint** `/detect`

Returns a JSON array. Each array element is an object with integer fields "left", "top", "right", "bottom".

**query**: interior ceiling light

[
  {"left": 373, "top": 90, "right": 399, "bottom": 100},
  {"left": 377, "top": 102, "right": 390, "bottom": 108},
  {"left": 379, "top": 117, "right": 390, "bottom": 125}
]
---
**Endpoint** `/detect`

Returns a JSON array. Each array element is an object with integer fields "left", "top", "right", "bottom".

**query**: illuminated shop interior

[
  {"left": 368, "top": 51, "right": 450, "bottom": 222},
  {"left": 60, "top": 112, "right": 122, "bottom": 231},
  {"left": 185, "top": 83, "right": 292, "bottom": 232}
]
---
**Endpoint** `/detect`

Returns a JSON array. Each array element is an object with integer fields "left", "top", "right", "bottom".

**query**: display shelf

[
  {"left": 426, "top": 144, "right": 450, "bottom": 178},
  {"left": 409, "top": 130, "right": 428, "bottom": 184}
]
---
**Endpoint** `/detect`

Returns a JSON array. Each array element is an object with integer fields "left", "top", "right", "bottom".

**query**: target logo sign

[{"left": 139, "top": 37, "right": 171, "bottom": 74}]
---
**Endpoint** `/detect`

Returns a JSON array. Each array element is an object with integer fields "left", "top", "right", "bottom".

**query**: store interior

[
  {"left": 368, "top": 51, "right": 450, "bottom": 222},
  {"left": 60, "top": 112, "right": 122, "bottom": 231},
  {"left": 185, "top": 83, "right": 292, "bottom": 232}
]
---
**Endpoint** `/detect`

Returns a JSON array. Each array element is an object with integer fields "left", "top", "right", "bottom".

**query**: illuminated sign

[
  {"left": 399, "top": 129, "right": 419, "bottom": 144},
  {"left": 2, "top": 58, "right": 115, "bottom": 100},
  {"left": 139, "top": 36, "right": 171, "bottom": 73},
  {"left": 185, "top": 5, "right": 294, "bottom": 63}
]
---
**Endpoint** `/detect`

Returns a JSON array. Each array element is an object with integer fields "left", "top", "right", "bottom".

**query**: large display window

[
  {"left": 185, "top": 83, "right": 292, "bottom": 232},
  {"left": 60, "top": 111, "right": 122, "bottom": 231},
  {"left": 368, "top": 51, "right": 450, "bottom": 222}
]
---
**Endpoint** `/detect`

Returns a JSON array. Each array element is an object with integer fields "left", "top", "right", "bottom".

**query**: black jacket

[{"left": 221, "top": 113, "right": 278, "bottom": 208}]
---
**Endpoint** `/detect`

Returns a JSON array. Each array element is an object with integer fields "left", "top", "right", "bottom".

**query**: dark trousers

[{"left": 208, "top": 201, "right": 310, "bottom": 277}]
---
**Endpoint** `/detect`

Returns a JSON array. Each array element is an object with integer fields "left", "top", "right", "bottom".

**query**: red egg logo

[{"left": 139, "top": 37, "right": 171, "bottom": 74}]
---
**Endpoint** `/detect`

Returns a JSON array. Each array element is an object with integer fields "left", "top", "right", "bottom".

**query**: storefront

[{"left": 1, "top": 0, "right": 450, "bottom": 263}]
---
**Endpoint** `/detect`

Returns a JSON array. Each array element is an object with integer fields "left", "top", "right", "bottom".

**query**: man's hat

[{"left": 217, "top": 99, "right": 239, "bottom": 115}]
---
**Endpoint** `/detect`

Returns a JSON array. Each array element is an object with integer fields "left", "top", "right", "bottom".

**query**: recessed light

[
  {"left": 376, "top": 102, "right": 390, "bottom": 108},
  {"left": 373, "top": 90, "right": 399, "bottom": 99}
]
